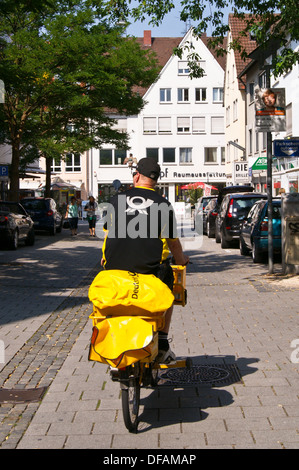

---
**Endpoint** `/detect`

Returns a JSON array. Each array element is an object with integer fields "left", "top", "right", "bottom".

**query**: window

[
  {"left": 143, "top": 117, "right": 156, "bottom": 134},
  {"left": 258, "top": 72, "right": 266, "bottom": 88},
  {"left": 249, "top": 129, "right": 252, "bottom": 154},
  {"left": 100, "top": 149, "right": 127, "bottom": 165},
  {"left": 286, "top": 103, "right": 292, "bottom": 136},
  {"left": 212, "top": 87, "right": 223, "bottom": 103},
  {"left": 160, "top": 88, "right": 171, "bottom": 102},
  {"left": 163, "top": 148, "right": 175, "bottom": 163},
  {"left": 100, "top": 149, "right": 112, "bottom": 165},
  {"left": 221, "top": 147, "right": 225, "bottom": 164},
  {"left": 192, "top": 116, "right": 205, "bottom": 133},
  {"left": 178, "top": 61, "right": 190, "bottom": 75},
  {"left": 178, "top": 88, "right": 189, "bottom": 102},
  {"left": 211, "top": 116, "right": 224, "bottom": 134},
  {"left": 233, "top": 99, "right": 238, "bottom": 121},
  {"left": 115, "top": 149, "right": 126, "bottom": 165},
  {"left": 180, "top": 148, "right": 192, "bottom": 164},
  {"left": 65, "top": 152, "right": 81, "bottom": 172},
  {"left": 177, "top": 117, "right": 190, "bottom": 133},
  {"left": 255, "top": 132, "right": 259, "bottom": 153},
  {"left": 146, "top": 148, "right": 159, "bottom": 162},
  {"left": 249, "top": 82, "right": 255, "bottom": 102},
  {"left": 158, "top": 117, "right": 172, "bottom": 134},
  {"left": 204, "top": 148, "right": 217, "bottom": 164},
  {"left": 51, "top": 158, "right": 61, "bottom": 173},
  {"left": 226, "top": 106, "right": 230, "bottom": 126},
  {"left": 195, "top": 88, "right": 207, "bottom": 102}
]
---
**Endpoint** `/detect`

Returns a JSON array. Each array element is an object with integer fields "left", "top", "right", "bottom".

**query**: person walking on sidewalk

[
  {"left": 101, "top": 157, "right": 189, "bottom": 363},
  {"left": 65, "top": 196, "right": 80, "bottom": 236},
  {"left": 85, "top": 195, "right": 98, "bottom": 237}
]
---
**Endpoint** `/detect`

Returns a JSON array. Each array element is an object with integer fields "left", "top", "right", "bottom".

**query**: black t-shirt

[{"left": 102, "top": 187, "right": 177, "bottom": 275}]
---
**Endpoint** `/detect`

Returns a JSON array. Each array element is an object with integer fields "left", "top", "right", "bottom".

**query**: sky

[{"left": 125, "top": 0, "right": 232, "bottom": 38}]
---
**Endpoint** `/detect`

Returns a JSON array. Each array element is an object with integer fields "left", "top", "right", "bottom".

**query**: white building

[{"left": 92, "top": 29, "right": 226, "bottom": 206}]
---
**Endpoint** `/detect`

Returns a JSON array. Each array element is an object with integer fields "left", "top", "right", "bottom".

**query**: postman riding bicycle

[{"left": 88, "top": 265, "right": 189, "bottom": 433}]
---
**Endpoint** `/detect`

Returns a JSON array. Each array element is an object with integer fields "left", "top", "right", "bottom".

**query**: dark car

[
  {"left": 205, "top": 198, "right": 218, "bottom": 238},
  {"left": 21, "top": 197, "right": 63, "bottom": 235},
  {"left": 215, "top": 191, "right": 267, "bottom": 248},
  {"left": 239, "top": 198, "right": 282, "bottom": 263},
  {"left": 0, "top": 201, "right": 35, "bottom": 250},
  {"left": 194, "top": 196, "right": 217, "bottom": 234}
]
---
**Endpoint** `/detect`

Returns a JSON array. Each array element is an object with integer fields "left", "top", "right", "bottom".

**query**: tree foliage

[
  {"left": 107, "top": 0, "right": 299, "bottom": 77},
  {"left": 0, "top": 0, "right": 159, "bottom": 199}
]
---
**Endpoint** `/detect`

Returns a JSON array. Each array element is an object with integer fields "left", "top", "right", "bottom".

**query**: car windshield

[
  {"left": 233, "top": 197, "right": 265, "bottom": 215},
  {"left": 22, "top": 200, "right": 45, "bottom": 210}
]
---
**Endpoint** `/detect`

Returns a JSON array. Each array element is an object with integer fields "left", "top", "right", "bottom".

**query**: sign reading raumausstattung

[{"left": 274, "top": 140, "right": 299, "bottom": 158}]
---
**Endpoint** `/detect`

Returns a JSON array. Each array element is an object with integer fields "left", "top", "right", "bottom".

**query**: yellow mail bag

[{"left": 88, "top": 269, "right": 174, "bottom": 317}]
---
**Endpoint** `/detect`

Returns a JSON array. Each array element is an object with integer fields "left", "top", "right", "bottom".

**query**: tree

[
  {"left": 0, "top": 0, "right": 159, "bottom": 199},
  {"left": 107, "top": 0, "right": 299, "bottom": 77}
]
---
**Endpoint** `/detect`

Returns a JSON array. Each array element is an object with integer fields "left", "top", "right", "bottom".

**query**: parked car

[
  {"left": 205, "top": 198, "right": 218, "bottom": 238},
  {"left": 21, "top": 197, "right": 63, "bottom": 235},
  {"left": 0, "top": 201, "right": 35, "bottom": 250},
  {"left": 239, "top": 198, "right": 282, "bottom": 263},
  {"left": 194, "top": 196, "right": 217, "bottom": 234},
  {"left": 215, "top": 191, "right": 267, "bottom": 248}
]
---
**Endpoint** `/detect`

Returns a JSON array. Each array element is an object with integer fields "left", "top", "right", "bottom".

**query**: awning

[{"left": 181, "top": 182, "right": 218, "bottom": 190}]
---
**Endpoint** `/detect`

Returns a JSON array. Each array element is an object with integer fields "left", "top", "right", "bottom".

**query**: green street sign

[{"left": 251, "top": 157, "right": 267, "bottom": 170}]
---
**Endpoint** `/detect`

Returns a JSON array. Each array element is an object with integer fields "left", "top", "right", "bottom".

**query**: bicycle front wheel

[{"left": 120, "top": 366, "right": 140, "bottom": 433}]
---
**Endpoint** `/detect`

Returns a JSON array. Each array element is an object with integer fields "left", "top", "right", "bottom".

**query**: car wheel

[
  {"left": 239, "top": 236, "right": 250, "bottom": 256},
  {"left": 8, "top": 230, "right": 18, "bottom": 250},
  {"left": 207, "top": 221, "right": 213, "bottom": 238},
  {"left": 215, "top": 226, "right": 221, "bottom": 243},
  {"left": 25, "top": 228, "right": 35, "bottom": 246},
  {"left": 220, "top": 230, "right": 230, "bottom": 248},
  {"left": 252, "top": 241, "right": 263, "bottom": 263},
  {"left": 56, "top": 220, "right": 62, "bottom": 233},
  {"left": 49, "top": 223, "right": 56, "bottom": 236}
]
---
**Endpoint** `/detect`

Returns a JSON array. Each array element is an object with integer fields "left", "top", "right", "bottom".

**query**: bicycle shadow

[{"left": 137, "top": 354, "right": 259, "bottom": 433}]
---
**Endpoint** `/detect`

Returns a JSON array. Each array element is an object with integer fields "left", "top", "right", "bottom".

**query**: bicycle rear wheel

[{"left": 120, "top": 365, "right": 140, "bottom": 433}]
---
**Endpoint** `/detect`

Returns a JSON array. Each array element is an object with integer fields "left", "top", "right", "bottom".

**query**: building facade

[{"left": 92, "top": 29, "right": 226, "bottom": 207}]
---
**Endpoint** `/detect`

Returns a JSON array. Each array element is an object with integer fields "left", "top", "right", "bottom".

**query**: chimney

[{"left": 143, "top": 30, "right": 152, "bottom": 47}]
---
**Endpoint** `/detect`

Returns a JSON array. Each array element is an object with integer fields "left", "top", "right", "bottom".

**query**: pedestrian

[
  {"left": 85, "top": 195, "right": 98, "bottom": 237},
  {"left": 65, "top": 196, "right": 80, "bottom": 236}
]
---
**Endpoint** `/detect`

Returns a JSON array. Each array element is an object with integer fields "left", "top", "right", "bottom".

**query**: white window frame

[
  {"left": 160, "top": 88, "right": 172, "bottom": 103},
  {"left": 195, "top": 87, "right": 207, "bottom": 102},
  {"left": 65, "top": 152, "right": 81, "bottom": 172},
  {"left": 212, "top": 87, "right": 223, "bottom": 103},
  {"left": 179, "top": 147, "right": 192, "bottom": 164},
  {"left": 158, "top": 117, "right": 172, "bottom": 134},
  {"left": 211, "top": 116, "right": 224, "bottom": 134},
  {"left": 178, "top": 61, "right": 190, "bottom": 75},
  {"left": 192, "top": 116, "right": 205, "bottom": 134},
  {"left": 143, "top": 117, "right": 157, "bottom": 134},
  {"left": 177, "top": 117, "right": 190, "bottom": 133},
  {"left": 51, "top": 158, "right": 62, "bottom": 173},
  {"left": 177, "top": 88, "right": 189, "bottom": 103}
]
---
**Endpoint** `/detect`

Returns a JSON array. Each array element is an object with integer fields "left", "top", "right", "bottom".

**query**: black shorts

[{"left": 155, "top": 261, "right": 174, "bottom": 291}]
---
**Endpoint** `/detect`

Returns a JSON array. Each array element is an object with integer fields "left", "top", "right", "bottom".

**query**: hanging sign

[{"left": 255, "top": 87, "right": 286, "bottom": 132}]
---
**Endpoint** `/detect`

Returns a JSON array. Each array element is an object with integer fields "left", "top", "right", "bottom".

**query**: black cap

[{"left": 136, "top": 158, "right": 161, "bottom": 180}]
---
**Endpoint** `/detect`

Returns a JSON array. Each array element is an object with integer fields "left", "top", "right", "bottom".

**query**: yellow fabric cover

[
  {"left": 88, "top": 270, "right": 174, "bottom": 316},
  {"left": 89, "top": 316, "right": 155, "bottom": 367}
]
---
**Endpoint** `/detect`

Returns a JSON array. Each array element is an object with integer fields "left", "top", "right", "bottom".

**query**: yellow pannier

[{"left": 88, "top": 269, "right": 174, "bottom": 317}]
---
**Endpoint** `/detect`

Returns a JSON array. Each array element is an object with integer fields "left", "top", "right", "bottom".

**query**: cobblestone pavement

[{"left": 0, "top": 220, "right": 298, "bottom": 450}]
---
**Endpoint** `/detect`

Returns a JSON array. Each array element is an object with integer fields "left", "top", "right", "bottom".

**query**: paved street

[{"left": 0, "top": 219, "right": 298, "bottom": 450}]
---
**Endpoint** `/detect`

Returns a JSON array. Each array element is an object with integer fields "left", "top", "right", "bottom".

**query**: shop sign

[
  {"left": 274, "top": 140, "right": 299, "bottom": 157},
  {"left": 234, "top": 162, "right": 248, "bottom": 182},
  {"left": 251, "top": 157, "right": 267, "bottom": 171}
]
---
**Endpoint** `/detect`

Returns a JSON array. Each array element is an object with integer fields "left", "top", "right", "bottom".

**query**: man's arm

[{"left": 167, "top": 238, "right": 189, "bottom": 266}]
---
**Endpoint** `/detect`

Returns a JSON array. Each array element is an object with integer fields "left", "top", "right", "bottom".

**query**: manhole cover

[
  {"left": 158, "top": 364, "right": 242, "bottom": 387},
  {"left": 0, "top": 387, "right": 47, "bottom": 404}
]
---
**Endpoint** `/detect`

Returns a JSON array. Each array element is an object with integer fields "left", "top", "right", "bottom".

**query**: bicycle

[{"left": 88, "top": 265, "right": 190, "bottom": 433}]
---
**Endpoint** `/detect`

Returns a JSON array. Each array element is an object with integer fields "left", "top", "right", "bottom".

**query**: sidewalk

[{"left": 0, "top": 220, "right": 299, "bottom": 449}]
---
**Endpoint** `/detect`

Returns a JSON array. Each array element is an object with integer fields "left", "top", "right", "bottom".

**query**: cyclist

[{"left": 101, "top": 157, "right": 189, "bottom": 363}]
